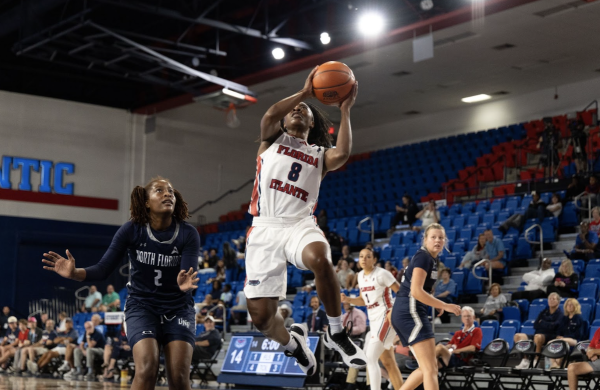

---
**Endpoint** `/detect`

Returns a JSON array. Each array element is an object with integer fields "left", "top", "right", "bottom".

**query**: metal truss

[{"left": 13, "top": 13, "right": 255, "bottom": 96}]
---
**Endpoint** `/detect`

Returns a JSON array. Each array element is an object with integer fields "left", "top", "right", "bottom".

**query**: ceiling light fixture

[
  {"left": 272, "top": 48, "right": 285, "bottom": 60},
  {"left": 420, "top": 0, "right": 434, "bottom": 11},
  {"left": 461, "top": 94, "right": 492, "bottom": 103},
  {"left": 358, "top": 12, "right": 384, "bottom": 36},
  {"left": 320, "top": 32, "right": 331, "bottom": 45}
]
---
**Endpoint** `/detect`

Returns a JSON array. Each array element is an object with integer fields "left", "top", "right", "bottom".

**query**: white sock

[
  {"left": 284, "top": 335, "right": 298, "bottom": 352},
  {"left": 327, "top": 315, "right": 343, "bottom": 334}
]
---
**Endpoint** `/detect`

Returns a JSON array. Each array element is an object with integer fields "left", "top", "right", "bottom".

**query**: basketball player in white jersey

[
  {"left": 342, "top": 248, "right": 403, "bottom": 390},
  {"left": 244, "top": 66, "right": 365, "bottom": 375}
]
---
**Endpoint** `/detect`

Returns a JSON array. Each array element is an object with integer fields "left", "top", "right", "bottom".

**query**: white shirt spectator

[
  {"left": 546, "top": 202, "right": 562, "bottom": 218},
  {"left": 522, "top": 267, "right": 556, "bottom": 292},
  {"left": 421, "top": 210, "right": 441, "bottom": 229}
]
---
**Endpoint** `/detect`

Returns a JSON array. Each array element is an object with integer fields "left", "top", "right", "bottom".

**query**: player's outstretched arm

[
  {"left": 340, "top": 292, "right": 365, "bottom": 307},
  {"left": 42, "top": 250, "right": 86, "bottom": 282},
  {"left": 259, "top": 67, "right": 318, "bottom": 152},
  {"left": 324, "top": 82, "right": 358, "bottom": 173}
]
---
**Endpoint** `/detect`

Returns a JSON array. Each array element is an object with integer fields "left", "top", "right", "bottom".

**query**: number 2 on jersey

[
  {"left": 154, "top": 269, "right": 162, "bottom": 286},
  {"left": 288, "top": 162, "right": 302, "bottom": 182}
]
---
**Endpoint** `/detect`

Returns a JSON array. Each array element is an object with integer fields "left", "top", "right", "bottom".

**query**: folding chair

[
  {"left": 488, "top": 340, "right": 535, "bottom": 390},
  {"left": 457, "top": 338, "right": 510, "bottom": 390},
  {"left": 190, "top": 347, "right": 222, "bottom": 388},
  {"left": 519, "top": 339, "right": 570, "bottom": 390}
]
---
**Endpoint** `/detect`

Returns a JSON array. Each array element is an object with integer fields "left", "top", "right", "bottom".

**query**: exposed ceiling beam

[
  {"left": 91, "top": 0, "right": 313, "bottom": 50},
  {"left": 0, "top": 0, "right": 69, "bottom": 37}
]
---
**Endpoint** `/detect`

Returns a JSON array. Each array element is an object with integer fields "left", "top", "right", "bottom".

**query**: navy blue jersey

[
  {"left": 84, "top": 220, "right": 200, "bottom": 312},
  {"left": 398, "top": 248, "right": 438, "bottom": 298}
]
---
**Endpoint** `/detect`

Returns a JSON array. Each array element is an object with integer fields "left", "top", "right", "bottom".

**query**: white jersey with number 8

[{"left": 249, "top": 132, "right": 325, "bottom": 219}]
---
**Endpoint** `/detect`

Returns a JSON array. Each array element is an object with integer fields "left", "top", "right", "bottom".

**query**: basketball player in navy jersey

[
  {"left": 42, "top": 177, "right": 200, "bottom": 390},
  {"left": 245, "top": 67, "right": 366, "bottom": 375},
  {"left": 391, "top": 223, "right": 461, "bottom": 390}
]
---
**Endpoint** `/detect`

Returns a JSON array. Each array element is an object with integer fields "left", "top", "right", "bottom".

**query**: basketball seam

[{"left": 313, "top": 71, "right": 352, "bottom": 90}]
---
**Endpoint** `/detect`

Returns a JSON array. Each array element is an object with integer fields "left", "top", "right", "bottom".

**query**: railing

[
  {"left": 190, "top": 178, "right": 254, "bottom": 225},
  {"left": 28, "top": 286, "right": 78, "bottom": 321},
  {"left": 357, "top": 216, "right": 375, "bottom": 244},
  {"left": 573, "top": 191, "right": 593, "bottom": 221},
  {"left": 75, "top": 286, "right": 91, "bottom": 309},
  {"left": 472, "top": 259, "right": 493, "bottom": 292},
  {"left": 524, "top": 224, "right": 544, "bottom": 262},
  {"left": 206, "top": 303, "right": 227, "bottom": 340}
]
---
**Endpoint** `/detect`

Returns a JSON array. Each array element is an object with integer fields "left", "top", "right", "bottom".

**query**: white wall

[
  {"left": 0, "top": 90, "right": 257, "bottom": 226},
  {"left": 353, "top": 75, "right": 600, "bottom": 153},
  {"left": 0, "top": 90, "right": 132, "bottom": 225}
]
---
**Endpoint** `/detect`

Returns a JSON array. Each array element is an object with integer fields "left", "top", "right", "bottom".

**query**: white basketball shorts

[{"left": 244, "top": 216, "right": 331, "bottom": 300}]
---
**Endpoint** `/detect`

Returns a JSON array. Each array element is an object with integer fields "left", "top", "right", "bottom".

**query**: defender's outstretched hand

[
  {"left": 42, "top": 250, "right": 76, "bottom": 280},
  {"left": 177, "top": 267, "right": 199, "bottom": 292}
]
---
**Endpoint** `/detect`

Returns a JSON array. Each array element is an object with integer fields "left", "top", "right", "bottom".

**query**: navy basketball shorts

[
  {"left": 124, "top": 298, "right": 196, "bottom": 349},
  {"left": 391, "top": 296, "right": 434, "bottom": 348}
]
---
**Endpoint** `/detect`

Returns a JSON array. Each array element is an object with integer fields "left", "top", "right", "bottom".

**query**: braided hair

[
  {"left": 280, "top": 102, "right": 333, "bottom": 148},
  {"left": 129, "top": 176, "right": 190, "bottom": 226}
]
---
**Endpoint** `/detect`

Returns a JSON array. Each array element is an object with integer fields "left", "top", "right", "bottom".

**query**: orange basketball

[{"left": 312, "top": 61, "right": 355, "bottom": 105}]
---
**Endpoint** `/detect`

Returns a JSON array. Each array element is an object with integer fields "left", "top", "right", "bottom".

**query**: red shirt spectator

[{"left": 448, "top": 325, "right": 483, "bottom": 363}]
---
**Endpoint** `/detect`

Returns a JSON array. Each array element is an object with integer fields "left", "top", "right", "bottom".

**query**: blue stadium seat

[
  {"left": 464, "top": 271, "right": 482, "bottom": 294},
  {"left": 521, "top": 320, "right": 535, "bottom": 336},
  {"left": 586, "top": 260, "right": 600, "bottom": 278},
  {"left": 481, "top": 326, "right": 496, "bottom": 350},
  {"left": 407, "top": 244, "right": 420, "bottom": 258},
  {"left": 389, "top": 233, "right": 402, "bottom": 247},
  {"left": 580, "top": 283, "right": 598, "bottom": 299},
  {"left": 499, "top": 322, "right": 519, "bottom": 349},
  {"left": 528, "top": 304, "right": 544, "bottom": 321},
  {"left": 502, "top": 307, "right": 521, "bottom": 322},
  {"left": 443, "top": 256, "right": 457, "bottom": 270},
  {"left": 393, "top": 245, "right": 407, "bottom": 259},
  {"left": 451, "top": 272, "right": 464, "bottom": 296},
  {"left": 453, "top": 216, "right": 465, "bottom": 230},
  {"left": 467, "top": 215, "right": 480, "bottom": 227},
  {"left": 581, "top": 303, "right": 593, "bottom": 322},
  {"left": 514, "top": 299, "right": 530, "bottom": 321},
  {"left": 591, "top": 320, "right": 600, "bottom": 339},
  {"left": 381, "top": 246, "right": 393, "bottom": 261}
]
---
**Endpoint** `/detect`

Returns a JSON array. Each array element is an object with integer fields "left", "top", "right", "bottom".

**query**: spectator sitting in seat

[
  {"left": 343, "top": 300, "right": 368, "bottom": 390},
  {"left": 0, "top": 307, "right": 12, "bottom": 338},
  {"left": 230, "top": 290, "right": 247, "bottom": 326},
  {"left": 0, "top": 318, "right": 27, "bottom": 370},
  {"left": 192, "top": 316, "right": 222, "bottom": 364},
  {"left": 566, "top": 221, "right": 600, "bottom": 261},
  {"left": 339, "top": 245, "right": 355, "bottom": 268},
  {"left": 477, "top": 283, "right": 507, "bottom": 324},
  {"left": 547, "top": 193, "right": 563, "bottom": 219},
  {"left": 56, "top": 312, "right": 67, "bottom": 333},
  {"left": 548, "top": 298, "right": 586, "bottom": 369},
  {"left": 83, "top": 285, "right": 103, "bottom": 313},
  {"left": 567, "top": 325, "right": 600, "bottom": 390},
  {"left": 458, "top": 233, "right": 489, "bottom": 269},
  {"left": 13, "top": 317, "right": 42, "bottom": 374},
  {"left": 36, "top": 313, "right": 49, "bottom": 331},
  {"left": 336, "top": 260, "right": 355, "bottom": 290},
  {"left": 207, "top": 260, "right": 226, "bottom": 284},
  {"left": 305, "top": 296, "right": 328, "bottom": 332},
  {"left": 565, "top": 176, "right": 586, "bottom": 202},
  {"left": 30, "top": 318, "right": 78, "bottom": 374},
  {"left": 524, "top": 192, "right": 551, "bottom": 223},
  {"left": 546, "top": 259, "right": 579, "bottom": 298},
  {"left": 412, "top": 200, "right": 440, "bottom": 232},
  {"left": 514, "top": 292, "right": 564, "bottom": 369},
  {"left": 279, "top": 303, "right": 294, "bottom": 329},
  {"left": 19, "top": 319, "right": 56, "bottom": 375},
  {"left": 220, "top": 284, "right": 233, "bottom": 307},
  {"left": 65, "top": 321, "right": 106, "bottom": 381},
  {"left": 390, "top": 194, "right": 420, "bottom": 233},
  {"left": 222, "top": 242, "right": 238, "bottom": 273},
  {"left": 384, "top": 261, "right": 398, "bottom": 279},
  {"left": 102, "top": 323, "right": 130, "bottom": 380},
  {"left": 433, "top": 269, "right": 457, "bottom": 324},
  {"left": 590, "top": 207, "right": 600, "bottom": 235},
  {"left": 480, "top": 229, "right": 506, "bottom": 283},
  {"left": 434, "top": 307, "right": 482, "bottom": 369},
  {"left": 396, "top": 258, "right": 410, "bottom": 284},
  {"left": 583, "top": 176, "right": 600, "bottom": 208},
  {"left": 510, "top": 258, "right": 555, "bottom": 301},
  {"left": 102, "top": 285, "right": 121, "bottom": 312}
]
